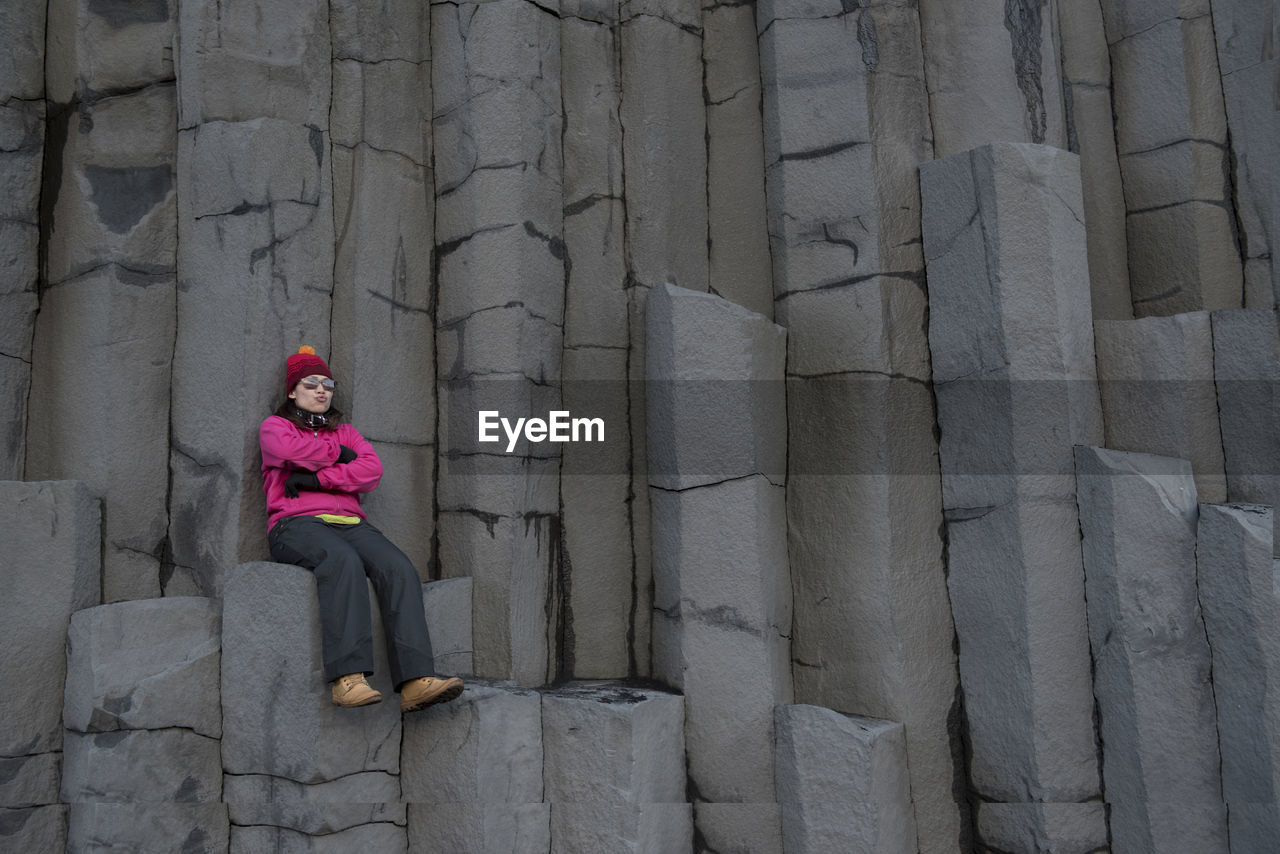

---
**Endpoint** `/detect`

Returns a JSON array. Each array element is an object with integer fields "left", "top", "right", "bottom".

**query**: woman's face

[{"left": 289, "top": 374, "right": 334, "bottom": 414}]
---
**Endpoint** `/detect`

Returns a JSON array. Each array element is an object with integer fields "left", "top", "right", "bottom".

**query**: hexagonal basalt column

[
  {"left": 1075, "top": 446, "right": 1229, "bottom": 852},
  {"left": 921, "top": 143, "right": 1106, "bottom": 849}
]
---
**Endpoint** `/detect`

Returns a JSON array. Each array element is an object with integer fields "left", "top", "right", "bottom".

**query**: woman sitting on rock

[{"left": 259, "top": 345, "right": 464, "bottom": 712}]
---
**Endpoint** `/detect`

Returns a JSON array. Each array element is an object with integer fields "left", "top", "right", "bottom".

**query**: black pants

[{"left": 268, "top": 515, "right": 435, "bottom": 687}]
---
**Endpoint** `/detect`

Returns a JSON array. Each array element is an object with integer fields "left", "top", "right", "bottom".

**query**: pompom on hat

[{"left": 286, "top": 345, "right": 333, "bottom": 391}]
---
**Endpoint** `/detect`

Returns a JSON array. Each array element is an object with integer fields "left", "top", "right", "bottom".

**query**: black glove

[
  {"left": 284, "top": 470, "right": 322, "bottom": 498},
  {"left": 337, "top": 444, "right": 358, "bottom": 464}
]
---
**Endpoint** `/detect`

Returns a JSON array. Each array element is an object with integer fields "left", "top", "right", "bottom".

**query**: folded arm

[
  {"left": 259, "top": 416, "right": 341, "bottom": 471},
  {"left": 315, "top": 429, "right": 382, "bottom": 494}
]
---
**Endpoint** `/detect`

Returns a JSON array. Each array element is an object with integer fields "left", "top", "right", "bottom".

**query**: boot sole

[
  {"left": 334, "top": 692, "right": 383, "bottom": 708},
  {"left": 401, "top": 678, "right": 465, "bottom": 713}
]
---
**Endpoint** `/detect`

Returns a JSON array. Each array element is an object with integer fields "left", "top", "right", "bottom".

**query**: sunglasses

[{"left": 299, "top": 378, "right": 335, "bottom": 391}]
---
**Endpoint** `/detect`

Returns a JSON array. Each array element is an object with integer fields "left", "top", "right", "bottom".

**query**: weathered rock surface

[
  {"left": 0, "top": 805, "right": 67, "bottom": 853},
  {"left": 422, "top": 577, "right": 474, "bottom": 676},
  {"left": 224, "top": 772, "right": 404, "bottom": 835},
  {"left": 1056, "top": 0, "right": 1133, "bottom": 320},
  {"left": 775, "top": 705, "right": 916, "bottom": 854},
  {"left": 221, "top": 562, "right": 401, "bottom": 783},
  {"left": 176, "top": 0, "right": 330, "bottom": 127},
  {"left": 45, "top": 0, "right": 175, "bottom": 101},
  {"left": 647, "top": 284, "right": 791, "bottom": 844},
  {"left": 917, "top": 0, "right": 1068, "bottom": 157},
  {"left": 542, "top": 681, "right": 689, "bottom": 853},
  {"left": 921, "top": 144, "right": 1104, "bottom": 822},
  {"left": 1094, "top": 311, "right": 1226, "bottom": 502},
  {"left": 61, "top": 728, "right": 222, "bottom": 803},
  {"left": 1102, "top": 0, "right": 1243, "bottom": 315},
  {"left": 1209, "top": 0, "right": 1278, "bottom": 308},
  {"left": 171, "top": 118, "right": 334, "bottom": 594},
  {"left": 403, "top": 680, "right": 546, "bottom": 853},
  {"left": 0, "top": 481, "right": 100, "bottom": 758},
  {"left": 67, "top": 804, "right": 228, "bottom": 854},
  {"left": 619, "top": 0, "right": 706, "bottom": 292},
  {"left": 0, "top": 753, "right": 59, "bottom": 809},
  {"left": 1196, "top": 503, "right": 1280, "bottom": 848},
  {"left": 329, "top": 0, "right": 435, "bottom": 574},
  {"left": 973, "top": 803, "right": 1109, "bottom": 854},
  {"left": 232, "top": 822, "right": 407, "bottom": 853},
  {"left": 64, "top": 597, "right": 221, "bottom": 737},
  {"left": 0, "top": 6, "right": 43, "bottom": 477},
  {"left": 1211, "top": 308, "right": 1280, "bottom": 554},
  {"left": 1074, "top": 445, "right": 1229, "bottom": 852},
  {"left": 431, "top": 0, "right": 565, "bottom": 687}
]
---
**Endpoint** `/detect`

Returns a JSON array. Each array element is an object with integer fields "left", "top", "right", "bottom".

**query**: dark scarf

[{"left": 295, "top": 406, "right": 329, "bottom": 430}]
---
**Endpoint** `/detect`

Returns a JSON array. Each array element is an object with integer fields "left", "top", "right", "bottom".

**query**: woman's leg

[
  {"left": 340, "top": 522, "right": 436, "bottom": 687},
  {"left": 268, "top": 516, "right": 376, "bottom": 681}
]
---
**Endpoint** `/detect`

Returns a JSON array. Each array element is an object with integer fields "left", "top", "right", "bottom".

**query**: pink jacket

[{"left": 259, "top": 415, "right": 383, "bottom": 532}]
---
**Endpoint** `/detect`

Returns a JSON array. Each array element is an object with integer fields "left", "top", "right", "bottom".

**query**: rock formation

[{"left": 2, "top": 0, "right": 1278, "bottom": 851}]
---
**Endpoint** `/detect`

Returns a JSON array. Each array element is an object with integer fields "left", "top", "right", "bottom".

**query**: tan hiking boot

[
  {"left": 332, "top": 673, "right": 382, "bottom": 707},
  {"left": 400, "top": 676, "right": 464, "bottom": 713}
]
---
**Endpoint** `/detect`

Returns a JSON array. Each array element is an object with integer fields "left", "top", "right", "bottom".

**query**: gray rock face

[
  {"left": 63, "top": 597, "right": 221, "bottom": 737},
  {"left": 1196, "top": 503, "right": 1280, "bottom": 847},
  {"left": 973, "top": 803, "right": 1109, "bottom": 854},
  {"left": 422, "top": 578, "right": 474, "bottom": 676},
  {"left": 223, "top": 772, "right": 403, "bottom": 835},
  {"left": 921, "top": 144, "right": 1104, "bottom": 819},
  {"left": 758, "top": 5, "right": 964, "bottom": 848},
  {"left": 403, "top": 680, "right": 546, "bottom": 853},
  {"left": 1074, "top": 445, "right": 1229, "bottom": 852},
  {"left": 917, "top": 0, "right": 1068, "bottom": 157},
  {"left": 1211, "top": 309, "right": 1280, "bottom": 554},
  {"left": 176, "top": 0, "right": 331, "bottom": 127},
  {"left": 619, "top": 1, "right": 706, "bottom": 292},
  {"left": 646, "top": 284, "right": 791, "bottom": 841},
  {"left": 0, "top": 481, "right": 100, "bottom": 758},
  {"left": 1102, "top": 0, "right": 1243, "bottom": 315},
  {"left": 542, "top": 682, "right": 689, "bottom": 853},
  {"left": 67, "top": 804, "right": 229, "bottom": 854},
  {"left": 61, "top": 729, "right": 221, "bottom": 804},
  {"left": 774, "top": 705, "right": 916, "bottom": 854},
  {"left": 232, "top": 822, "right": 408, "bottom": 853},
  {"left": 1056, "top": 0, "right": 1133, "bottom": 320},
  {"left": 221, "top": 563, "right": 401, "bottom": 783},
  {"left": 1209, "top": 0, "right": 1278, "bottom": 308},
  {"left": 431, "top": 0, "right": 564, "bottom": 687},
  {"left": 0, "top": 804, "right": 67, "bottom": 853},
  {"left": 1094, "top": 312, "right": 1226, "bottom": 502},
  {"left": 45, "top": 0, "right": 174, "bottom": 101},
  {"left": 0, "top": 753, "right": 59, "bottom": 809},
  {"left": 171, "top": 118, "right": 334, "bottom": 594},
  {"left": 329, "top": 0, "right": 435, "bottom": 576}
]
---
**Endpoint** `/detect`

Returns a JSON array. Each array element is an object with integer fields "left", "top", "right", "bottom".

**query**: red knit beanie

[{"left": 286, "top": 345, "right": 333, "bottom": 391}]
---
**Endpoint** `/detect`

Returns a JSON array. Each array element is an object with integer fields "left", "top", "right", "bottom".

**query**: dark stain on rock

[
  {"left": 182, "top": 826, "right": 210, "bottom": 853},
  {"left": 1004, "top": 0, "right": 1048, "bottom": 144},
  {"left": 0, "top": 809, "right": 32, "bottom": 836},
  {"left": 84, "top": 164, "right": 173, "bottom": 235},
  {"left": 175, "top": 774, "right": 202, "bottom": 802},
  {"left": 858, "top": 11, "right": 879, "bottom": 73},
  {"left": 0, "top": 757, "right": 26, "bottom": 786},
  {"left": 93, "top": 730, "right": 130, "bottom": 749},
  {"left": 88, "top": 0, "right": 170, "bottom": 28}
]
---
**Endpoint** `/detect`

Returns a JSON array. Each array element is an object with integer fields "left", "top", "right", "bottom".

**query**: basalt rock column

[
  {"left": 542, "top": 682, "right": 691, "bottom": 853},
  {"left": 1094, "top": 312, "right": 1226, "bottom": 502},
  {"left": 758, "top": 2, "right": 964, "bottom": 850},
  {"left": 329, "top": 0, "right": 436, "bottom": 575},
  {"left": 0, "top": 481, "right": 99, "bottom": 854},
  {"left": 704, "top": 0, "right": 771, "bottom": 318},
  {"left": 916, "top": 0, "right": 1069, "bottom": 157},
  {"left": 1197, "top": 503, "right": 1280, "bottom": 848},
  {"left": 1210, "top": 309, "right": 1280, "bottom": 554},
  {"left": 0, "top": 2, "right": 44, "bottom": 480},
  {"left": 647, "top": 283, "right": 791, "bottom": 852},
  {"left": 560, "top": 0, "right": 646, "bottom": 679},
  {"left": 1100, "top": 0, "right": 1243, "bottom": 316},
  {"left": 921, "top": 143, "right": 1106, "bottom": 850},
  {"left": 1209, "top": 0, "right": 1279, "bottom": 308},
  {"left": 1075, "top": 447, "right": 1229, "bottom": 852},
  {"left": 172, "top": 0, "right": 335, "bottom": 595},
  {"left": 774, "top": 705, "right": 916, "bottom": 854},
  {"left": 432, "top": 0, "right": 565, "bottom": 687},
  {"left": 1056, "top": 0, "right": 1133, "bottom": 320},
  {"left": 30, "top": 0, "right": 177, "bottom": 602}
]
